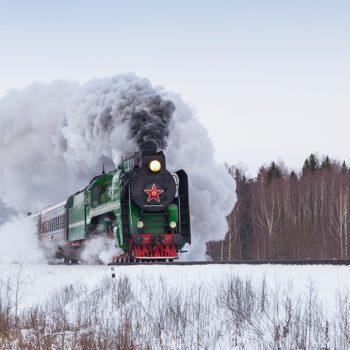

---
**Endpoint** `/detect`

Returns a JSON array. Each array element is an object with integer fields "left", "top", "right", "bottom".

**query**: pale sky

[{"left": 1, "top": 0, "right": 350, "bottom": 175}]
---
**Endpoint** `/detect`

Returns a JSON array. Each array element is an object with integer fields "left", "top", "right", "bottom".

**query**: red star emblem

[{"left": 144, "top": 183, "right": 164, "bottom": 203}]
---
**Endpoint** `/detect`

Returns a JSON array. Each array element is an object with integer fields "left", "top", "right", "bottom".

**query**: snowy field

[
  {"left": 2, "top": 262, "right": 349, "bottom": 311},
  {"left": 1, "top": 262, "right": 350, "bottom": 349}
]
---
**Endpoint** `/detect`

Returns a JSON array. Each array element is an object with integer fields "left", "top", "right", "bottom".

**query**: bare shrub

[{"left": 0, "top": 271, "right": 350, "bottom": 349}]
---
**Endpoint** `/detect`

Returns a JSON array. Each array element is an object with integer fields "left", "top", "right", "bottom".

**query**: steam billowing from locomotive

[
  {"left": 0, "top": 74, "right": 235, "bottom": 260},
  {"left": 129, "top": 97, "right": 175, "bottom": 151}
]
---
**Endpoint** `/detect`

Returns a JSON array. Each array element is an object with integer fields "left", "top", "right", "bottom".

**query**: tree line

[{"left": 207, "top": 154, "right": 350, "bottom": 260}]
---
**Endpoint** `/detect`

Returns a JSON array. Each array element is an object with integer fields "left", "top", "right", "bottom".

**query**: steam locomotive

[{"left": 34, "top": 144, "right": 191, "bottom": 263}]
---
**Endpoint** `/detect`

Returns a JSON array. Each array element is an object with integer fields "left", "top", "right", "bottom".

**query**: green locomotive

[{"left": 37, "top": 144, "right": 191, "bottom": 262}]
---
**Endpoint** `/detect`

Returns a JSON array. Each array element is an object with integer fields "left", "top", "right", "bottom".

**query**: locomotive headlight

[
  {"left": 169, "top": 221, "right": 177, "bottom": 229},
  {"left": 137, "top": 221, "right": 144, "bottom": 229},
  {"left": 149, "top": 160, "right": 161, "bottom": 173}
]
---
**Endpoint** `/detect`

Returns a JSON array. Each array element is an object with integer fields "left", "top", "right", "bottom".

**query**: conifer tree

[
  {"left": 321, "top": 156, "right": 331, "bottom": 170},
  {"left": 289, "top": 170, "right": 297, "bottom": 180},
  {"left": 302, "top": 159, "right": 310, "bottom": 176},
  {"left": 257, "top": 166, "right": 267, "bottom": 183},
  {"left": 266, "top": 161, "right": 282, "bottom": 184},
  {"left": 308, "top": 154, "right": 319, "bottom": 172},
  {"left": 303, "top": 154, "right": 319, "bottom": 175},
  {"left": 341, "top": 161, "right": 348, "bottom": 173}
]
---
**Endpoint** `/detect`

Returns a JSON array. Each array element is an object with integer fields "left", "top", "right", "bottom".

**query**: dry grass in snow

[{"left": 0, "top": 265, "right": 349, "bottom": 349}]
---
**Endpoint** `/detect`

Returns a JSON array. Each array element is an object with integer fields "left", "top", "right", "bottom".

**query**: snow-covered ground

[
  {"left": 3, "top": 262, "right": 349, "bottom": 311},
  {"left": 0, "top": 262, "right": 349, "bottom": 348}
]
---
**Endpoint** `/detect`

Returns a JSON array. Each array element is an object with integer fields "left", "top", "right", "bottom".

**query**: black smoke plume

[{"left": 129, "top": 95, "right": 175, "bottom": 151}]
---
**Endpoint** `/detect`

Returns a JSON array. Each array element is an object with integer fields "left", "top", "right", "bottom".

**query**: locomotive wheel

[
  {"left": 111, "top": 252, "right": 132, "bottom": 264},
  {"left": 64, "top": 258, "right": 79, "bottom": 264}
]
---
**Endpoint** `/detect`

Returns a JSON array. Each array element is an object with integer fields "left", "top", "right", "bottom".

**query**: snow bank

[
  {"left": 0, "top": 263, "right": 349, "bottom": 349},
  {"left": 1, "top": 263, "right": 348, "bottom": 311}
]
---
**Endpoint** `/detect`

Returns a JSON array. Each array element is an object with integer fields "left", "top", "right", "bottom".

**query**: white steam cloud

[
  {"left": 81, "top": 237, "right": 123, "bottom": 264},
  {"left": 0, "top": 215, "right": 45, "bottom": 264},
  {"left": 0, "top": 73, "right": 235, "bottom": 260}
]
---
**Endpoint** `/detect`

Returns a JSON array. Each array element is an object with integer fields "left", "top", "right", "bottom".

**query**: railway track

[{"left": 110, "top": 259, "right": 350, "bottom": 266}]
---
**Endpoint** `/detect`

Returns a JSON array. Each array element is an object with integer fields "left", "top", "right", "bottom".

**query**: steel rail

[{"left": 109, "top": 259, "right": 350, "bottom": 266}]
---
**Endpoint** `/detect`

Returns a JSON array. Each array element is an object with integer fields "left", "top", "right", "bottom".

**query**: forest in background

[{"left": 208, "top": 154, "right": 350, "bottom": 261}]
